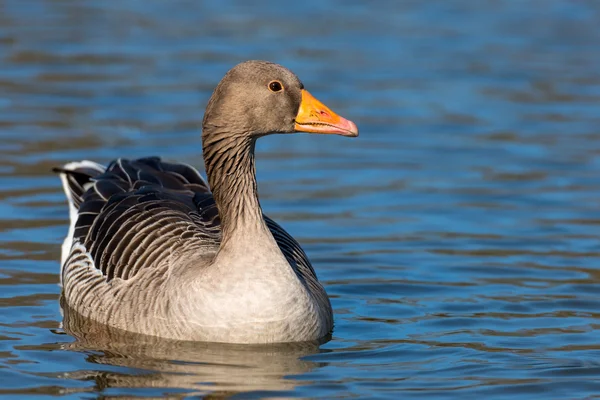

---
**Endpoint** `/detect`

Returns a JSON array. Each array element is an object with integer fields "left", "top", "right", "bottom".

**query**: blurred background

[{"left": 1, "top": 0, "right": 600, "bottom": 398}]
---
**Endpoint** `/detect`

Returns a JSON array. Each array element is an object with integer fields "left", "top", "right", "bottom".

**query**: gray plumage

[{"left": 55, "top": 61, "right": 357, "bottom": 343}]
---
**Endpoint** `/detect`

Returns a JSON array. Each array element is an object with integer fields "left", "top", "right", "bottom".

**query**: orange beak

[{"left": 294, "top": 90, "right": 358, "bottom": 137}]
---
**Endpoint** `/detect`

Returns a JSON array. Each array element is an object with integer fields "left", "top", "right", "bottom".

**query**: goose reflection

[{"left": 58, "top": 298, "right": 329, "bottom": 397}]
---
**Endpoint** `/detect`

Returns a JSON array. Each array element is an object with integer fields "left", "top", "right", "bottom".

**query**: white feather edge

[{"left": 57, "top": 160, "right": 105, "bottom": 275}]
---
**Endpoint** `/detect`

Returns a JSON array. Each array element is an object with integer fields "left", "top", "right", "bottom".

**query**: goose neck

[{"left": 202, "top": 128, "right": 267, "bottom": 242}]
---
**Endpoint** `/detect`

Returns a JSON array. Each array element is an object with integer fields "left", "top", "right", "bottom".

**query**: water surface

[{"left": 1, "top": 0, "right": 600, "bottom": 398}]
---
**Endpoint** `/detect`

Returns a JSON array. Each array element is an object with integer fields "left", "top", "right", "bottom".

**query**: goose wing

[{"left": 57, "top": 157, "right": 219, "bottom": 283}]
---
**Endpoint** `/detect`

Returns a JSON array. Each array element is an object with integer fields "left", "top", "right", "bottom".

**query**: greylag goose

[{"left": 55, "top": 61, "right": 358, "bottom": 344}]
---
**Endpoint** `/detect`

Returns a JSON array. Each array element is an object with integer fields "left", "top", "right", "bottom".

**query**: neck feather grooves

[{"left": 202, "top": 129, "right": 265, "bottom": 241}]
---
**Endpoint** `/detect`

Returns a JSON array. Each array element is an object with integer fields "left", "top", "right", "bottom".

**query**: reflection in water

[{"left": 59, "top": 298, "right": 326, "bottom": 396}]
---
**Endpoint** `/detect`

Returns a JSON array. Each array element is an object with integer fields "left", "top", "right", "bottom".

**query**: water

[{"left": 1, "top": 0, "right": 600, "bottom": 398}]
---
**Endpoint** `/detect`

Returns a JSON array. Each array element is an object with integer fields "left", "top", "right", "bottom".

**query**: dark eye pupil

[{"left": 269, "top": 81, "right": 282, "bottom": 92}]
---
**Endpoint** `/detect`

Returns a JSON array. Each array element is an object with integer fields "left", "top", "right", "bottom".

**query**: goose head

[{"left": 202, "top": 60, "right": 358, "bottom": 139}]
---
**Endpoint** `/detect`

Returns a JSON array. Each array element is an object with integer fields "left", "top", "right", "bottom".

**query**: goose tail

[{"left": 53, "top": 160, "right": 106, "bottom": 268}]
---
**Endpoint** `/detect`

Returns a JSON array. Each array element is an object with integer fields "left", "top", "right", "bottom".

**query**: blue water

[{"left": 2, "top": 0, "right": 600, "bottom": 398}]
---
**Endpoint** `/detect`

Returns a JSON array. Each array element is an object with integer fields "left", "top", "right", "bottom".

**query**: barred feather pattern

[{"left": 56, "top": 156, "right": 332, "bottom": 342}]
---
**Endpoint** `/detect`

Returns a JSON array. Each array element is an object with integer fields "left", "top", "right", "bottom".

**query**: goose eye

[{"left": 268, "top": 81, "right": 283, "bottom": 92}]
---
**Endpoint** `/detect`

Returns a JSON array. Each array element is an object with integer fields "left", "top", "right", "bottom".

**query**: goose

[{"left": 55, "top": 60, "right": 358, "bottom": 344}]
